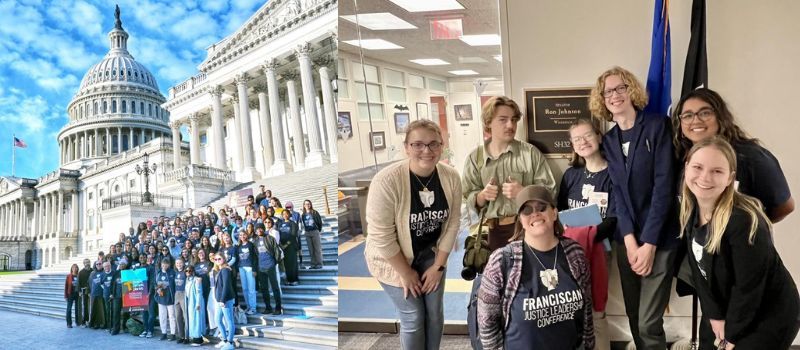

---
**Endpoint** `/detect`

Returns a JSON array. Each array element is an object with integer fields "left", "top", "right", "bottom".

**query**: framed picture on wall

[
  {"left": 369, "top": 131, "right": 386, "bottom": 151},
  {"left": 416, "top": 102, "right": 429, "bottom": 120},
  {"left": 394, "top": 112, "right": 410, "bottom": 133},
  {"left": 454, "top": 104, "right": 473, "bottom": 121},
  {"left": 337, "top": 111, "right": 353, "bottom": 139}
]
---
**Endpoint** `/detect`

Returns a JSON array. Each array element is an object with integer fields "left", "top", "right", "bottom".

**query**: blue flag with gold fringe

[{"left": 644, "top": 0, "right": 672, "bottom": 116}]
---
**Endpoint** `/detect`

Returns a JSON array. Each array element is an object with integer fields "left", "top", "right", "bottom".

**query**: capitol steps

[
  {"left": 204, "top": 162, "right": 339, "bottom": 215},
  {"left": 0, "top": 215, "right": 338, "bottom": 349}
]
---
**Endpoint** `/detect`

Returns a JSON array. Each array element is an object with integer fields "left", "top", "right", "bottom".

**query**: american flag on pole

[{"left": 13, "top": 137, "right": 27, "bottom": 148}]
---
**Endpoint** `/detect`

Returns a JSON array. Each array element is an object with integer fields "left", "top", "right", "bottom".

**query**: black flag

[{"left": 681, "top": 0, "right": 708, "bottom": 96}]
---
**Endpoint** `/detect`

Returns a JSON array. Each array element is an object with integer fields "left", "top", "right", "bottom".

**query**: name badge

[{"left": 588, "top": 191, "right": 609, "bottom": 208}]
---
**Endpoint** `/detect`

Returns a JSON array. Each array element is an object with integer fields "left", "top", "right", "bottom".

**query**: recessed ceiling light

[
  {"left": 449, "top": 70, "right": 479, "bottom": 75},
  {"left": 340, "top": 13, "right": 417, "bottom": 30},
  {"left": 459, "top": 34, "right": 501, "bottom": 46},
  {"left": 459, "top": 56, "right": 487, "bottom": 64},
  {"left": 410, "top": 58, "right": 450, "bottom": 66},
  {"left": 493, "top": 55, "right": 502, "bottom": 62},
  {"left": 389, "top": 0, "right": 465, "bottom": 13},
  {"left": 342, "top": 39, "right": 404, "bottom": 50}
]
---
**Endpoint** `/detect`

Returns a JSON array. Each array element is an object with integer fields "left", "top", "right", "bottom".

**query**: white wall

[
  {"left": 337, "top": 52, "right": 504, "bottom": 173},
  {"left": 501, "top": 0, "right": 800, "bottom": 343}
]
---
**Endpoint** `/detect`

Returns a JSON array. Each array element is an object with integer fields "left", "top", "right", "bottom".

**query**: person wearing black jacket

[
  {"left": 109, "top": 258, "right": 128, "bottom": 335},
  {"left": 301, "top": 200, "right": 325, "bottom": 269},
  {"left": 77, "top": 258, "right": 92, "bottom": 327},
  {"left": 278, "top": 210, "right": 301, "bottom": 285},
  {"left": 236, "top": 231, "right": 257, "bottom": 314},
  {"left": 680, "top": 138, "right": 799, "bottom": 349},
  {"left": 100, "top": 261, "right": 114, "bottom": 332},
  {"left": 213, "top": 255, "right": 236, "bottom": 349},
  {"left": 255, "top": 224, "right": 283, "bottom": 315}
]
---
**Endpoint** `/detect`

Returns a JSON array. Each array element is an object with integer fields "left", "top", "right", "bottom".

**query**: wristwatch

[{"left": 436, "top": 265, "right": 445, "bottom": 272}]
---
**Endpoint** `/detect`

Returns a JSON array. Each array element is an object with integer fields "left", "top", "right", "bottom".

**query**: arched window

[
  {"left": 122, "top": 100, "right": 127, "bottom": 113},
  {"left": 140, "top": 102, "right": 145, "bottom": 114},
  {"left": 79, "top": 105, "right": 83, "bottom": 119},
  {"left": 132, "top": 100, "right": 136, "bottom": 114},
  {"left": 112, "top": 100, "right": 117, "bottom": 113},
  {"left": 149, "top": 103, "right": 153, "bottom": 116},
  {"left": 94, "top": 101, "right": 98, "bottom": 115},
  {"left": 102, "top": 101, "right": 107, "bottom": 113}
]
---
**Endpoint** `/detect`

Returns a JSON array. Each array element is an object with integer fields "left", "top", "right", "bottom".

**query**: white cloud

[
  {"left": 9, "top": 58, "right": 79, "bottom": 91},
  {"left": 171, "top": 10, "right": 219, "bottom": 41},
  {"left": 201, "top": 0, "right": 229, "bottom": 12}
]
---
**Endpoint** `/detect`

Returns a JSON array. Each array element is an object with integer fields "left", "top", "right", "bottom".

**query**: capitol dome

[
  {"left": 78, "top": 53, "right": 160, "bottom": 93},
  {"left": 59, "top": 6, "right": 171, "bottom": 168}
]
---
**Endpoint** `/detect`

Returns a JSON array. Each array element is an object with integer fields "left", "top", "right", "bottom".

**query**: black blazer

[
  {"left": 685, "top": 206, "right": 799, "bottom": 347},
  {"left": 603, "top": 112, "right": 679, "bottom": 248}
]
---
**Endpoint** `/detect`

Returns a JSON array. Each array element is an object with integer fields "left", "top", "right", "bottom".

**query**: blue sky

[{"left": 0, "top": 0, "right": 265, "bottom": 179}]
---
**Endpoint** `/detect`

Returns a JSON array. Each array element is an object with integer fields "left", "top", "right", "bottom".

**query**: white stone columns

[
  {"left": 129, "top": 128, "right": 134, "bottom": 150},
  {"left": 9, "top": 201, "right": 16, "bottom": 239},
  {"left": 284, "top": 71, "right": 305, "bottom": 167},
  {"left": 296, "top": 43, "right": 328, "bottom": 167},
  {"left": 42, "top": 195, "right": 49, "bottom": 235},
  {"left": 21, "top": 199, "right": 27, "bottom": 239},
  {"left": 71, "top": 191, "right": 79, "bottom": 234},
  {"left": 170, "top": 121, "right": 182, "bottom": 170},
  {"left": 231, "top": 93, "right": 244, "bottom": 172},
  {"left": 32, "top": 199, "right": 38, "bottom": 239},
  {"left": 209, "top": 86, "right": 228, "bottom": 170},
  {"left": 117, "top": 127, "right": 122, "bottom": 154},
  {"left": 234, "top": 73, "right": 260, "bottom": 180},
  {"left": 56, "top": 191, "right": 63, "bottom": 236},
  {"left": 105, "top": 128, "right": 111, "bottom": 155},
  {"left": 262, "top": 60, "right": 292, "bottom": 175},
  {"left": 95, "top": 131, "right": 100, "bottom": 156},
  {"left": 319, "top": 65, "right": 337, "bottom": 163},
  {"left": 256, "top": 86, "right": 274, "bottom": 170},
  {"left": 189, "top": 114, "right": 202, "bottom": 165},
  {"left": 140, "top": 128, "right": 145, "bottom": 146}
]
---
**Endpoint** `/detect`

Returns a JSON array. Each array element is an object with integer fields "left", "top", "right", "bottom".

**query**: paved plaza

[{"left": 0, "top": 309, "right": 193, "bottom": 350}]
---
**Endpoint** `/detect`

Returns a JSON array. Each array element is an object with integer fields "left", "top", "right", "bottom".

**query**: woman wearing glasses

[
  {"left": 365, "top": 119, "right": 462, "bottom": 350},
  {"left": 672, "top": 88, "right": 793, "bottom": 223},
  {"left": 672, "top": 89, "right": 795, "bottom": 349},
  {"left": 590, "top": 66, "right": 679, "bottom": 350},
  {"left": 478, "top": 185, "right": 594, "bottom": 349},
  {"left": 679, "top": 138, "right": 799, "bottom": 350},
  {"left": 557, "top": 118, "right": 615, "bottom": 350}
]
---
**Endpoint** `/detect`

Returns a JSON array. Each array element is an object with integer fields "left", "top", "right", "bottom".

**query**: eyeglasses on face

[
  {"left": 602, "top": 84, "right": 629, "bottom": 98},
  {"left": 570, "top": 132, "right": 597, "bottom": 144},
  {"left": 408, "top": 141, "right": 443, "bottom": 152},
  {"left": 679, "top": 107, "right": 715, "bottom": 123},
  {"left": 520, "top": 202, "right": 550, "bottom": 215}
]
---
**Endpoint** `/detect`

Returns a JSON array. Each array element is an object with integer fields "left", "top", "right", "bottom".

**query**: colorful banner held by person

[{"left": 122, "top": 268, "right": 148, "bottom": 312}]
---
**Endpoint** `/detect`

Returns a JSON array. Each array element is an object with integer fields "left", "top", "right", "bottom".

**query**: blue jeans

[
  {"left": 215, "top": 299, "right": 235, "bottom": 343},
  {"left": 143, "top": 295, "right": 157, "bottom": 332},
  {"left": 379, "top": 274, "right": 446, "bottom": 350},
  {"left": 239, "top": 266, "right": 257, "bottom": 311}
]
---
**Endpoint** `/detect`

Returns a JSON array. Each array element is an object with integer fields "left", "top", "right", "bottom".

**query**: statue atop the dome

[{"left": 114, "top": 4, "right": 123, "bottom": 29}]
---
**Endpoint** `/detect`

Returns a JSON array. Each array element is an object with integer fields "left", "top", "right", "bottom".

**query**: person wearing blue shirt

[
  {"left": 213, "top": 254, "right": 237, "bottom": 350},
  {"left": 88, "top": 261, "right": 106, "bottom": 329},
  {"left": 173, "top": 258, "right": 188, "bottom": 344},
  {"left": 155, "top": 258, "right": 177, "bottom": 341},
  {"left": 591, "top": 66, "right": 678, "bottom": 350},
  {"left": 300, "top": 200, "right": 324, "bottom": 269},
  {"left": 100, "top": 261, "right": 114, "bottom": 332},
  {"left": 109, "top": 258, "right": 128, "bottom": 335},
  {"left": 278, "top": 210, "right": 301, "bottom": 285},
  {"left": 236, "top": 231, "right": 258, "bottom": 314}
]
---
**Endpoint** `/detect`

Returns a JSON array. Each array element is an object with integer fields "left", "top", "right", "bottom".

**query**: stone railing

[
  {"left": 163, "top": 164, "right": 234, "bottom": 183},
  {"left": 101, "top": 192, "right": 184, "bottom": 210},
  {"left": 168, "top": 72, "right": 208, "bottom": 99}
]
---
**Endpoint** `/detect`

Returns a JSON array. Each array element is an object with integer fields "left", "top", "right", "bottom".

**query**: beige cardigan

[{"left": 364, "top": 160, "right": 462, "bottom": 287}]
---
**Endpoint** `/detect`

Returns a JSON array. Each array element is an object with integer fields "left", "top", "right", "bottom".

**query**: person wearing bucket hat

[
  {"left": 477, "top": 185, "right": 594, "bottom": 350},
  {"left": 461, "top": 96, "right": 557, "bottom": 348},
  {"left": 365, "top": 119, "right": 462, "bottom": 350}
]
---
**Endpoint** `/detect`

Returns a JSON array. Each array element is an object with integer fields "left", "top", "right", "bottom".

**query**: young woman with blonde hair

[
  {"left": 212, "top": 251, "right": 237, "bottom": 349},
  {"left": 679, "top": 137, "right": 799, "bottom": 349}
]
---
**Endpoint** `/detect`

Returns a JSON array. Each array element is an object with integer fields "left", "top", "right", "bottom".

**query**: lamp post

[{"left": 136, "top": 152, "right": 157, "bottom": 203}]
